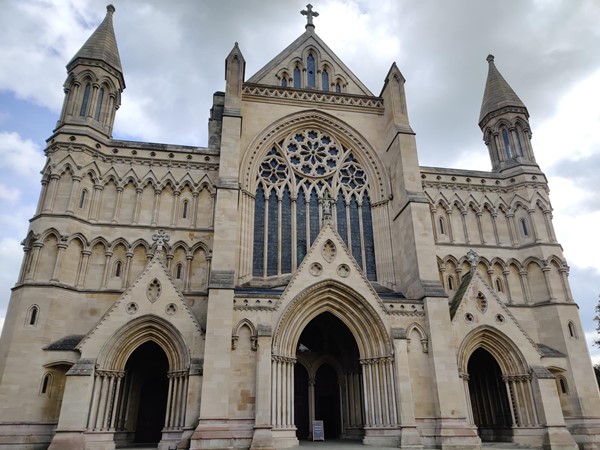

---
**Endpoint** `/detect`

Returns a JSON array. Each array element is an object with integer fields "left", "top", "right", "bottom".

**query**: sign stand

[{"left": 312, "top": 420, "right": 324, "bottom": 441}]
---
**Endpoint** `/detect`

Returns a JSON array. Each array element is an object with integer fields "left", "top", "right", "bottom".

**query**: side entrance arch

[
  {"left": 459, "top": 327, "right": 540, "bottom": 443},
  {"left": 88, "top": 315, "right": 192, "bottom": 447}
]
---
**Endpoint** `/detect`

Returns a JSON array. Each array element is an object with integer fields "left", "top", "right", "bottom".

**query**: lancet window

[{"left": 252, "top": 129, "right": 377, "bottom": 280}]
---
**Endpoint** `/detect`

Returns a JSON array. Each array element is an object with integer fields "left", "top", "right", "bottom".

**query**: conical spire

[
  {"left": 67, "top": 5, "right": 122, "bottom": 76},
  {"left": 479, "top": 55, "right": 527, "bottom": 126}
]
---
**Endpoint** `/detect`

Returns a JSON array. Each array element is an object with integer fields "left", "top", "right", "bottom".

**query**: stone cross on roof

[
  {"left": 301, "top": 4, "right": 319, "bottom": 28},
  {"left": 152, "top": 229, "right": 170, "bottom": 252}
]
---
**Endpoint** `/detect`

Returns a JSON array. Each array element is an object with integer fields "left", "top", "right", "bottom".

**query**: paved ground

[{"left": 298, "top": 441, "right": 534, "bottom": 449}]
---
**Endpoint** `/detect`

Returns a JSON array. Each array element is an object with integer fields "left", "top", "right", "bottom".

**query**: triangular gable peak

[
  {"left": 246, "top": 29, "right": 374, "bottom": 97},
  {"left": 76, "top": 251, "right": 203, "bottom": 360},
  {"left": 450, "top": 269, "right": 542, "bottom": 360},
  {"left": 274, "top": 220, "right": 385, "bottom": 314}
]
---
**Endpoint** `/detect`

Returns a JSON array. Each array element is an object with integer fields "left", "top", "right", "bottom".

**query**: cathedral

[{"left": 1, "top": 4, "right": 600, "bottom": 450}]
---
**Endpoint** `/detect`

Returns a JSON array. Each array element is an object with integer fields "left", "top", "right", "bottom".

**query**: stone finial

[
  {"left": 107, "top": 4, "right": 115, "bottom": 13},
  {"left": 152, "top": 229, "right": 170, "bottom": 251},
  {"left": 466, "top": 249, "right": 479, "bottom": 271},
  {"left": 301, "top": 4, "right": 319, "bottom": 28},
  {"left": 486, "top": 54, "right": 494, "bottom": 63}
]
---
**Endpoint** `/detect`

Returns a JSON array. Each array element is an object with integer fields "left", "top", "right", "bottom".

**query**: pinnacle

[
  {"left": 479, "top": 54, "right": 527, "bottom": 126},
  {"left": 67, "top": 4, "right": 123, "bottom": 76}
]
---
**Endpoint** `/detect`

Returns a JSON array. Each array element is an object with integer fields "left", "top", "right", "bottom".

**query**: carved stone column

[{"left": 251, "top": 325, "right": 275, "bottom": 449}]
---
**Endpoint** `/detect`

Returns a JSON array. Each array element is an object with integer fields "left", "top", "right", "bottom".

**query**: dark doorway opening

[
  {"left": 125, "top": 341, "right": 169, "bottom": 444},
  {"left": 294, "top": 363, "right": 310, "bottom": 440},
  {"left": 315, "top": 363, "right": 340, "bottom": 439},
  {"left": 468, "top": 347, "right": 513, "bottom": 442},
  {"left": 295, "top": 312, "right": 361, "bottom": 440}
]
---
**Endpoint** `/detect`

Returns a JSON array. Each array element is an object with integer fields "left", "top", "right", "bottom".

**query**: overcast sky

[{"left": 0, "top": 0, "right": 599, "bottom": 362}]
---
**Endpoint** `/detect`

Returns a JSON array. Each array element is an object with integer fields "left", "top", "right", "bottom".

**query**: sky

[{"left": 0, "top": 0, "right": 599, "bottom": 361}]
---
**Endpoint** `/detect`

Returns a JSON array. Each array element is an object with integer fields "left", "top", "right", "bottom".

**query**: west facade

[{"left": 0, "top": 5, "right": 599, "bottom": 450}]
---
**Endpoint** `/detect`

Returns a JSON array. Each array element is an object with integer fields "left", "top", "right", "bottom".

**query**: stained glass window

[
  {"left": 252, "top": 129, "right": 378, "bottom": 280},
  {"left": 322, "top": 70, "right": 329, "bottom": 91},
  {"left": 80, "top": 83, "right": 91, "bottom": 116},
  {"left": 94, "top": 88, "right": 104, "bottom": 120},
  {"left": 294, "top": 67, "right": 301, "bottom": 88},
  {"left": 307, "top": 54, "right": 316, "bottom": 88}
]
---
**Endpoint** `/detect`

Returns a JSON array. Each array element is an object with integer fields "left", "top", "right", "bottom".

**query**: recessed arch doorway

[
  {"left": 467, "top": 347, "right": 512, "bottom": 442},
  {"left": 125, "top": 341, "right": 169, "bottom": 444},
  {"left": 294, "top": 312, "right": 361, "bottom": 440},
  {"left": 271, "top": 281, "right": 399, "bottom": 445}
]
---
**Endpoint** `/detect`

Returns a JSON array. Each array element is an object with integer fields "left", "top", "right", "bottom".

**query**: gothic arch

[
  {"left": 273, "top": 280, "right": 392, "bottom": 359},
  {"left": 96, "top": 314, "right": 190, "bottom": 372},
  {"left": 458, "top": 325, "right": 529, "bottom": 375},
  {"left": 240, "top": 109, "right": 390, "bottom": 203}
]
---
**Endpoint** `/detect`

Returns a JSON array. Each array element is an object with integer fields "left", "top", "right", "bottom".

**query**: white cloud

[
  {"left": 0, "top": 132, "right": 46, "bottom": 179},
  {"left": 585, "top": 331, "right": 600, "bottom": 366}
]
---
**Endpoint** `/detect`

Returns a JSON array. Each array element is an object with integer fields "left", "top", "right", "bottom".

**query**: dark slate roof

[
  {"left": 68, "top": 5, "right": 122, "bottom": 74},
  {"left": 479, "top": 54, "right": 527, "bottom": 125},
  {"left": 43, "top": 334, "right": 84, "bottom": 351},
  {"left": 536, "top": 343, "right": 567, "bottom": 358},
  {"left": 449, "top": 271, "right": 473, "bottom": 320}
]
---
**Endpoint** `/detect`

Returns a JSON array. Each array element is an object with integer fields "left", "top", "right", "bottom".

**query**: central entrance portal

[
  {"left": 124, "top": 341, "right": 169, "bottom": 445},
  {"left": 294, "top": 312, "right": 363, "bottom": 440}
]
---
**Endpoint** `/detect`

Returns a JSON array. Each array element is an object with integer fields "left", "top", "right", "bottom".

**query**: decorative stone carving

[
  {"left": 337, "top": 263, "right": 350, "bottom": 278},
  {"left": 126, "top": 302, "right": 138, "bottom": 315},
  {"left": 152, "top": 228, "right": 170, "bottom": 251},
  {"left": 147, "top": 278, "right": 161, "bottom": 303},
  {"left": 309, "top": 262, "right": 323, "bottom": 276},
  {"left": 476, "top": 293, "right": 488, "bottom": 313},
  {"left": 322, "top": 239, "right": 336, "bottom": 263},
  {"left": 165, "top": 303, "right": 177, "bottom": 315}
]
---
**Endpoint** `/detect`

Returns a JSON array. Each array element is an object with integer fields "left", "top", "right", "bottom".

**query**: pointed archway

[
  {"left": 467, "top": 348, "right": 512, "bottom": 442},
  {"left": 124, "top": 341, "right": 169, "bottom": 444},
  {"left": 294, "top": 312, "right": 361, "bottom": 440},
  {"left": 272, "top": 281, "right": 397, "bottom": 446},
  {"left": 459, "top": 326, "right": 540, "bottom": 444}
]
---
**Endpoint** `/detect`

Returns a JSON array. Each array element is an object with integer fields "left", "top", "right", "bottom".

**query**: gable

[
  {"left": 246, "top": 29, "right": 374, "bottom": 96},
  {"left": 76, "top": 252, "right": 203, "bottom": 362}
]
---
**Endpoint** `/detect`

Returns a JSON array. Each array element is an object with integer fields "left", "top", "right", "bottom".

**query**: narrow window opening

[
  {"left": 79, "top": 83, "right": 91, "bottom": 117},
  {"left": 293, "top": 67, "right": 301, "bottom": 88},
  {"left": 447, "top": 276, "right": 454, "bottom": 290},
  {"left": 176, "top": 263, "right": 183, "bottom": 280},
  {"left": 559, "top": 377, "right": 568, "bottom": 395},
  {"left": 114, "top": 261, "right": 122, "bottom": 278},
  {"left": 568, "top": 321, "right": 577, "bottom": 338},
  {"left": 41, "top": 373, "right": 51, "bottom": 394},
  {"left": 438, "top": 217, "right": 445, "bottom": 235},
  {"left": 307, "top": 54, "right": 315, "bottom": 87},
  {"left": 495, "top": 278, "right": 504, "bottom": 293},
  {"left": 515, "top": 128, "right": 524, "bottom": 156},
  {"left": 182, "top": 200, "right": 189, "bottom": 219},
  {"left": 335, "top": 81, "right": 342, "bottom": 93},
  {"left": 94, "top": 88, "right": 104, "bottom": 120},
  {"left": 502, "top": 128, "right": 512, "bottom": 159},
  {"left": 79, "top": 189, "right": 87, "bottom": 209},
  {"left": 28, "top": 305, "right": 39, "bottom": 326},
  {"left": 520, "top": 218, "right": 529, "bottom": 237},
  {"left": 281, "top": 77, "right": 287, "bottom": 87},
  {"left": 322, "top": 69, "right": 329, "bottom": 91}
]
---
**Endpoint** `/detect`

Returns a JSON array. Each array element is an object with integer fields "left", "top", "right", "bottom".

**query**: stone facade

[{"left": 0, "top": 5, "right": 599, "bottom": 450}]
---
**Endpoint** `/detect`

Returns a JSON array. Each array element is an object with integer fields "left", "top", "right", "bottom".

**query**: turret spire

[
  {"left": 55, "top": 4, "right": 125, "bottom": 139},
  {"left": 479, "top": 54, "right": 527, "bottom": 127},
  {"left": 67, "top": 4, "right": 123, "bottom": 83},
  {"left": 478, "top": 55, "right": 536, "bottom": 172}
]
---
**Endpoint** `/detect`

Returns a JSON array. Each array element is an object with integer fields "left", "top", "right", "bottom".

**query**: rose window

[
  {"left": 259, "top": 149, "right": 288, "bottom": 185},
  {"left": 340, "top": 158, "right": 367, "bottom": 191},
  {"left": 285, "top": 129, "right": 341, "bottom": 177}
]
